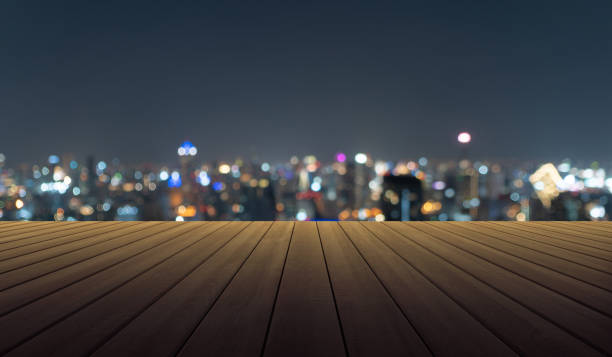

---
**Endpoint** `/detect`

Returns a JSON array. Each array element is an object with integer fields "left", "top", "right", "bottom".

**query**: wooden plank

[
  {"left": 0, "top": 222, "right": 181, "bottom": 291},
  {"left": 529, "top": 222, "right": 612, "bottom": 243},
  {"left": 438, "top": 222, "right": 612, "bottom": 292},
  {"left": 525, "top": 221, "right": 612, "bottom": 243},
  {"left": 314, "top": 222, "right": 431, "bottom": 357},
  {"left": 0, "top": 221, "right": 90, "bottom": 242},
  {"left": 92, "top": 222, "right": 275, "bottom": 357},
  {"left": 0, "top": 222, "right": 50, "bottom": 232},
  {"left": 8, "top": 222, "right": 265, "bottom": 357},
  {"left": 365, "top": 222, "right": 601, "bottom": 356},
  {"left": 177, "top": 222, "right": 294, "bottom": 357},
  {"left": 541, "top": 221, "right": 612, "bottom": 232},
  {"left": 0, "top": 222, "right": 140, "bottom": 257},
  {"left": 0, "top": 223, "right": 203, "bottom": 316},
  {"left": 566, "top": 222, "right": 612, "bottom": 235},
  {"left": 476, "top": 222, "right": 612, "bottom": 272},
  {"left": 0, "top": 222, "right": 62, "bottom": 235},
  {"left": 340, "top": 222, "right": 516, "bottom": 356},
  {"left": 0, "top": 222, "right": 106, "bottom": 250},
  {"left": 552, "top": 221, "right": 612, "bottom": 232},
  {"left": 263, "top": 222, "right": 346, "bottom": 357},
  {"left": 396, "top": 222, "right": 612, "bottom": 354},
  {"left": 418, "top": 222, "right": 612, "bottom": 316},
  {"left": 512, "top": 222, "right": 612, "bottom": 254},
  {"left": 492, "top": 222, "right": 612, "bottom": 260},
  {"left": 0, "top": 222, "right": 234, "bottom": 355},
  {"left": 0, "top": 222, "right": 28, "bottom": 227},
  {"left": 0, "top": 222, "right": 145, "bottom": 269},
  {"left": 572, "top": 221, "right": 612, "bottom": 228}
]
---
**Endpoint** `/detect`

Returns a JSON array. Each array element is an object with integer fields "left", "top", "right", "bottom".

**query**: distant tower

[
  {"left": 177, "top": 140, "right": 198, "bottom": 187},
  {"left": 86, "top": 155, "right": 96, "bottom": 196},
  {"left": 175, "top": 141, "right": 199, "bottom": 219}
]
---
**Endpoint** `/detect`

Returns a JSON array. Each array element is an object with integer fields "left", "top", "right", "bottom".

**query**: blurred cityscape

[{"left": 0, "top": 138, "right": 610, "bottom": 222}]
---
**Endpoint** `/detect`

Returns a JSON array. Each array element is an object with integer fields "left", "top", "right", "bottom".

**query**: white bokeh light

[{"left": 457, "top": 132, "right": 471, "bottom": 144}]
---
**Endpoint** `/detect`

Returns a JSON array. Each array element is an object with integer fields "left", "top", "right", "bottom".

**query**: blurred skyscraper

[{"left": 382, "top": 175, "right": 423, "bottom": 221}]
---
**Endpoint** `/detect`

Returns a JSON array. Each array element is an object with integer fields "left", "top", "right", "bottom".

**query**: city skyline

[
  {"left": 1, "top": 144, "right": 609, "bottom": 168},
  {"left": 1, "top": 139, "right": 610, "bottom": 222}
]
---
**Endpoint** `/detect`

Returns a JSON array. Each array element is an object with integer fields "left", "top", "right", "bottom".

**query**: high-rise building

[{"left": 382, "top": 175, "right": 423, "bottom": 221}]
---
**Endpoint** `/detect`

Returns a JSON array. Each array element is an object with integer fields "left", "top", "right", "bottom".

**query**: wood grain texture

[
  {"left": 438, "top": 222, "right": 612, "bottom": 292},
  {"left": 0, "top": 222, "right": 100, "bottom": 247},
  {"left": 0, "top": 222, "right": 226, "bottom": 355},
  {"left": 0, "top": 221, "right": 610, "bottom": 357},
  {"left": 399, "top": 222, "right": 612, "bottom": 354},
  {"left": 477, "top": 222, "right": 612, "bottom": 272},
  {"left": 341, "top": 222, "right": 516, "bottom": 357},
  {"left": 93, "top": 222, "right": 272, "bottom": 357},
  {"left": 370, "top": 222, "right": 603, "bottom": 356},
  {"left": 418, "top": 222, "right": 612, "bottom": 316},
  {"left": 529, "top": 222, "right": 612, "bottom": 244},
  {"left": 492, "top": 222, "right": 612, "bottom": 260},
  {"left": 178, "top": 222, "right": 293, "bottom": 357},
  {"left": 318, "top": 222, "right": 432, "bottom": 357},
  {"left": 263, "top": 222, "right": 346, "bottom": 357}
]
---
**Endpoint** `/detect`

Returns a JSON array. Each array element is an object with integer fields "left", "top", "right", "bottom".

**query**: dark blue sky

[{"left": 1, "top": 0, "right": 611, "bottom": 163}]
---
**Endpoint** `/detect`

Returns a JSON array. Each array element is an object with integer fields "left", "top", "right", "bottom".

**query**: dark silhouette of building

[{"left": 382, "top": 175, "right": 424, "bottom": 221}]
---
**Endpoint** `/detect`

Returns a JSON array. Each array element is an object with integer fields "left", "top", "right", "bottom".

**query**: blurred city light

[
  {"left": 0, "top": 150, "right": 609, "bottom": 222},
  {"left": 168, "top": 171, "right": 182, "bottom": 187},
  {"left": 457, "top": 132, "right": 471, "bottom": 144},
  {"left": 336, "top": 152, "right": 347, "bottom": 163},
  {"left": 355, "top": 153, "right": 367, "bottom": 164},
  {"left": 178, "top": 141, "right": 197, "bottom": 156}
]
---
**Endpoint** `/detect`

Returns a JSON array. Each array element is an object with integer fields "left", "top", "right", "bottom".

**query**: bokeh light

[{"left": 457, "top": 132, "right": 471, "bottom": 144}]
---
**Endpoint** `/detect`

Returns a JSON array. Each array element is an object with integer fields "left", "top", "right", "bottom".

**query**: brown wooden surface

[{"left": 0, "top": 221, "right": 611, "bottom": 356}]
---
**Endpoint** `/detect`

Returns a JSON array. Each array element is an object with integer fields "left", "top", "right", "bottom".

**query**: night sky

[{"left": 2, "top": 0, "right": 611, "bottom": 164}]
